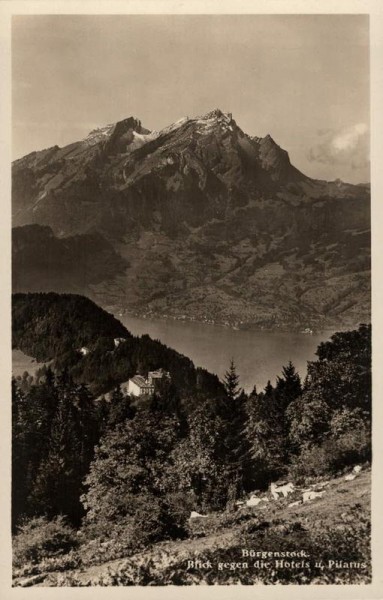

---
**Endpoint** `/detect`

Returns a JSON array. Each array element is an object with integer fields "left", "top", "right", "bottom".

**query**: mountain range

[{"left": 12, "top": 108, "right": 370, "bottom": 331}]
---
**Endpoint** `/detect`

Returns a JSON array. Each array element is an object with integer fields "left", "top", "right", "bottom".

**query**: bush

[
  {"left": 77, "top": 493, "right": 190, "bottom": 567},
  {"left": 288, "top": 427, "right": 371, "bottom": 482},
  {"left": 288, "top": 440, "right": 340, "bottom": 481},
  {"left": 14, "top": 551, "right": 81, "bottom": 578},
  {"left": 163, "top": 491, "right": 195, "bottom": 530},
  {"left": 329, "top": 409, "right": 371, "bottom": 466},
  {"left": 77, "top": 526, "right": 135, "bottom": 566},
  {"left": 330, "top": 407, "right": 369, "bottom": 437},
  {"left": 287, "top": 396, "right": 331, "bottom": 450},
  {"left": 130, "top": 496, "right": 187, "bottom": 548},
  {"left": 13, "top": 516, "right": 79, "bottom": 567},
  {"left": 332, "top": 428, "right": 371, "bottom": 467}
]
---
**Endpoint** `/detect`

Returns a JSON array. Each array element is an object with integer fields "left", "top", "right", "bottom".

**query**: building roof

[
  {"left": 129, "top": 375, "right": 154, "bottom": 389},
  {"left": 148, "top": 368, "right": 170, "bottom": 378}
]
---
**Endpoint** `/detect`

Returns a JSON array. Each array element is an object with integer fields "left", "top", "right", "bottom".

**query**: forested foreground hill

[
  {"left": 12, "top": 310, "right": 371, "bottom": 584},
  {"left": 12, "top": 292, "right": 223, "bottom": 397}
]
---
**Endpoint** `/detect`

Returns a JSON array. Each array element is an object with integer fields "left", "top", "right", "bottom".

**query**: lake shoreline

[
  {"left": 113, "top": 311, "right": 337, "bottom": 393},
  {"left": 106, "top": 306, "right": 345, "bottom": 337}
]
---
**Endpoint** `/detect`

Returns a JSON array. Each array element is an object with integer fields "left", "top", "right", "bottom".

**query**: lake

[
  {"left": 12, "top": 349, "right": 46, "bottom": 378},
  {"left": 118, "top": 315, "right": 332, "bottom": 393}
]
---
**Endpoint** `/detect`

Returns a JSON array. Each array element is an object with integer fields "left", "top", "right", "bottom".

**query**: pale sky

[{"left": 12, "top": 15, "right": 369, "bottom": 183}]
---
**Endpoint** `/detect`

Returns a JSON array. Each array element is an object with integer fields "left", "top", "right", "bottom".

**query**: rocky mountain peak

[
  {"left": 255, "top": 133, "right": 297, "bottom": 181},
  {"left": 102, "top": 116, "right": 153, "bottom": 155},
  {"left": 196, "top": 108, "right": 234, "bottom": 125},
  {"left": 112, "top": 116, "right": 149, "bottom": 135},
  {"left": 11, "top": 106, "right": 370, "bottom": 333},
  {"left": 200, "top": 108, "right": 232, "bottom": 120},
  {"left": 262, "top": 133, "right": 275, "bottom": 143}
]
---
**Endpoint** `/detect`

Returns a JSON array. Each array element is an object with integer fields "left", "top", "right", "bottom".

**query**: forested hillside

[
  {"left": 13, "top": 224, "right": 127, "bottom": 295},
  {"left": 12, "top": 292, "right": 223, "bottom": 397}
]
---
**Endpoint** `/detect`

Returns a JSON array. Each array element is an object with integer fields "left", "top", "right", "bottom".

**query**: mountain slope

[
  {"left": 13, "top": 224, "right": 127, "bottom": 294},
  {"left": 12, "top": 109, "right": 370, "bottom": 331}
]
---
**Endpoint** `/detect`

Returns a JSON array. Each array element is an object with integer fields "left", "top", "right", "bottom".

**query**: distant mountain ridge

[{"left": 12, "top": 108, "right": 370, "bottom": 331}]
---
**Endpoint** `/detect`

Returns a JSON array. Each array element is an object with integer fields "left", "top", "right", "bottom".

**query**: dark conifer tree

[
  {"left": 45, "top": 365, "right": 55, "bottom": 388},
  {"left": 95, "top": 396, "right": 110, "bottom": 436},
  {"left": 264, "top": 380, "right": 274, "bottom": 398},
  {"left": 108, "top": 386, "right": 136, "bottom": 428},
  {"left": 250, "top": 384, "right": 257, "bottom": 398},
  {"left": 275, "top": 361, "right": 302, "bottom": 410},
  {"left": 27, "top": 375, "right": 100, "bottom": 525},
  {"left": 219, "top": 361, "right": 255, "bottom": 498},
  {"left": 223, "top": 359, "right": 242, "bottom": 400},
  {"left": 30, "top": 381, "right": 82, "bottom": 522}
]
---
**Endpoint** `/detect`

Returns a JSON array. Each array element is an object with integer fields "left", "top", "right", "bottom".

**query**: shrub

[
  {"left": 14, "top": 551, "right": 81, "bottom": 578},
  {"left": 77, "top": 527, "right": 135, "bottom": 566},
  {"left": 288, "top": 440, "right": 340, "bottom": 481},
  {"left": 288, "top": 428, "right": 371, "bottom": 482},
  {"left": 163, "top": 491, "right": 195, "bottom": 530},
  {"left": 77, "top": 492, "right": 190, "bottom": 567},
  {"left": 130, "top": 496, "right": 187, "bottom": 548},
  {"left": 329, "top": 408, "right": 371, "bottom": 467},
  {"left": 13, "top": 516, "right": 78, "bottom": 567},
  {"left": 330, "top": 407, "right": 369, "bottom": 437},
  {"left": 331, "top": 428, "right": 371, "bottom": 469},
  {"left": 287, "top": 396, "right": 331, "bottom": 450}
]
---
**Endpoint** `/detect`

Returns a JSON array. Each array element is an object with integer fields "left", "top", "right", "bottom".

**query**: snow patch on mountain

[
  {"left": 152, "top": 116, "right": 190, "bottom": 138},
  {"left": 85, "top": 125, "right": 115, "bottom": 146}
]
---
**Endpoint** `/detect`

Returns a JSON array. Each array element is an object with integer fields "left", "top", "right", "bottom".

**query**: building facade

[
  {"left": 126, "top": 369, "right": 170, "bottom": 397},
  {"left": 127, "top": 375, "right": 155, "bottom": 397}
]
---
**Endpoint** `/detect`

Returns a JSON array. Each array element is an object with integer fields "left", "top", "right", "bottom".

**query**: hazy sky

[{"left": 12, "top": 14, "right": 369, "bottom": 183}]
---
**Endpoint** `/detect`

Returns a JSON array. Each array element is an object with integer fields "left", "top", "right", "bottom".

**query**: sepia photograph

[{"left": 5, "top": 5, "right": 377, "bottom": 590}]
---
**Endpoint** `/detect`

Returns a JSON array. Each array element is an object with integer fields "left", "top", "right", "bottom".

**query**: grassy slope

[{"left": 14, "top": 469, "right": 370, "bottom": 586}]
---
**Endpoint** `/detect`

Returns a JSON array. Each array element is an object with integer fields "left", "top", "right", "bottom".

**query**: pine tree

[
  {"left": 223, "top": 359, "right": 242, "bottom": 400},
  {"left": 220, "top": 362, "right": 257, "bottom": 499},
  {"left": 30, "top": 384, "right": 82, "bottom": 522},
  {"left": 28, "top": 377, "right": 99, "bottom": 525},
  {"left": 95, "top": 396, "right": 110, "bottom": 436},
  {"left": 275, "top": 361, "right": 302, "bottom": 410},
  {"left": 245, "top": 377, "right": 289, "bottom": 486},
  {"left": 12, "top": 379, "right": 28, "bottom": 529},
  {"left": 264, "top": 380, "right": 274, "bottom": 397},
  {"left": 249, "top": 384, "right": 257, "bottom": 398}
]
